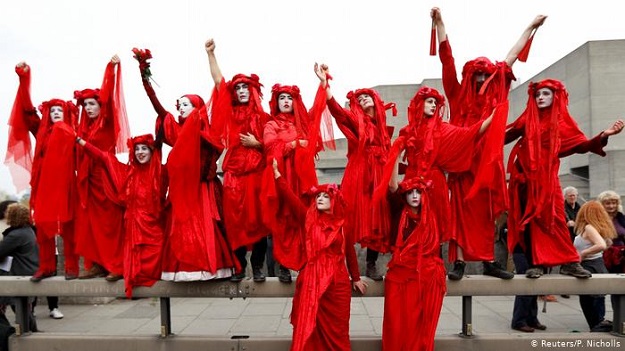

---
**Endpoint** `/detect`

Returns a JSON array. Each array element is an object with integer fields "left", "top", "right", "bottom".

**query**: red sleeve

[
  {"left": 82, "top": 140, "right": 108, "bottom": 163},
  {"left": 327, "top": 97, "right": 358, "bottom": 137},
  {"left": 141, "top": 79, "right": 168, "bottom": 118},
  {"left": 157, "top": 113, "right": 181, "bottom": 147},
  {"left": 276, "top": 176, "right": 307, "bottom": 221},
  {"left": 344, "top": 234, "right": 360, "bottom": 282},
  {"left": 439, "top": 39, "right": 461, "bottom": 104},
  {"left": 436, "top": 122, "right": 481, "bottom": 172},
  {"left": 559, "top": 132, "right": 607, "bottom": 158},
  {"left": 505, "top": 125, "right": 524, "bottom": 145}
]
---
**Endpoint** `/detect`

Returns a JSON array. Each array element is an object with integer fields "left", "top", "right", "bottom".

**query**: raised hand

[
  {"left": 603, "top": 119, "right": 625, "bottom": 137},
  {"left": 205, "top": 38, "right": 216, "bottom": 54}
]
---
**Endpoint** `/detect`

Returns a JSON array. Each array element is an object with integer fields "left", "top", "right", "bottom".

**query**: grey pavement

[{"left": 9, "top": 294, "right": 609, "bottom": 337}]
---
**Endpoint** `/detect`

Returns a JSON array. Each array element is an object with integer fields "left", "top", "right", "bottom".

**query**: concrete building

[{"left": 317, "top": 39, "right": 625, "bottom": 202}]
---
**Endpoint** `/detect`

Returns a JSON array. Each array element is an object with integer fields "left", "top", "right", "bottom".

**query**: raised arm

[
  {"left": 14, "top": 62, "right": 40, "bottom": 135},
  {"left": 430, "top": 7, "right": 447, "bottom": 44},
  {"left": 272, "top": 159, "right": 307, "bottom": 220},
  {"left": 389, "top": 152, "right": 400, "bottom": 194},
  {"left": 205, "top": 38, "right": 224, "bottom": 88},
  {"left": 504, "top": 15, "right": 547, "bottom": 67},
  {"left": 133, "top": 50, "right": 168, "bottom": 118}
]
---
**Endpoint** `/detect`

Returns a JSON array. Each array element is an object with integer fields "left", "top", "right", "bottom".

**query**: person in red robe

[
  {"left": 431, "top": 7, "right": 546, "bottom": 280},
  {"left": 316, "top": 64, "right": 396, "bottom": 281},
  {"left": 6, "top": 62, "right": 80, "bottom": 281},
  {"left": 75, "top": 134, "right": 165, "bottom": 298},
  {"left": 206, "top": 39, "right": 269, "bottom": 282},
  {"left": 271, "top": 159, "right": 366, "bottom": 351},
  {"left": 135, "top": 48, "right": 237, "bottom": 281},
  {"left": 260, "top": 75, "right": 329, "bottom": 283},
  {"left": 377, "top": 86, "right": 494, "bottom": 351},
  {"left": 505, "top": 78, "right": 624, "bottom": 278},
  {"left": 74, "top": 55, "right": 130, "bottom": 281}
]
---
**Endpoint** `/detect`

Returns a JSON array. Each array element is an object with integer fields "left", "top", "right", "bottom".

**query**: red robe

[
  {"left": 383, "top": 192, "right": 445, "bottom": 351},
  {"left": 150, "top": 86, "right": 236, "bottom": 281},
  {"left": 439, "top": 38, "right": 512, "bottom": 261},
  {"left": 261, "top": 87, "right": 326, "bottom": 270},
  {"left": 506, "top": 109, "right": 607, "bottom": 266},
  {"left": 213, "top": 80, "right": 269, "bottom": 250},
  {"left": 9, "top": 67, "right": 79, "bottom": 276},
  {"left": 327, "top": 97, "right": 391, "bottom": 252},
  {"left": 275, "top": 178, "right": 360, "bottom": 351},
  {"left": 75, "top": 63, "right": 125, "bottom": 275}
]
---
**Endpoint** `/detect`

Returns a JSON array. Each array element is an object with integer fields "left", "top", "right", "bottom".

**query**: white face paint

[
  {"left": 177, "top": 97, "right": 195, "bottom": 118},
  {"left": 423, "top": 97, "right": 437, "bottom": 117},
  {"left": 405, "top": 189, "right": 422, "bottom": 208},
  {"left": 134, "top": 143, "right": 152, "bottom": 164},
  {"left": 278, "top": 93, "right": 293, "bottom": 113},
  {"left": 535, "top": 88, "right": 554, "bottom": 109},
  {"left": 235, "top": 83, "right": 250, "bottom": 104},
  {"left": 83, "top": 98, "right": 100, "bottom": 119},
  {"left": 357, "top": 94, "right": 374, "bottom": 110},
  {"left": 49, "top": 105, "right": 64, "bottom": 123},
  {"left": 316, "top": 192, "right": 331, "bottom": 211}
]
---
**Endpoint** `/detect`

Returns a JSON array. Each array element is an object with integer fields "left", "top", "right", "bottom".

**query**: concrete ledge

[
  {"left": 1, "top": 274, "right": 624, "bottom": 298},
  {"left": 10, "top": 333, "right": 622, "bottom": 351}
]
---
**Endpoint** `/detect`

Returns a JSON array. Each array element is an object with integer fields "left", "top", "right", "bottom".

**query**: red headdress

[
  {"left": 125, "top": 133, "right": 163, "bottom": 214},
  {"left": 227, "top": 73, "right": 264, "bottom": 106},
  {"left": 346, "top": 88, "right": 396, "bottom": 151},
  {"left": 269, "top": 84, "right": 310, "bottom": 136},
  {"left": 374, "top": 86, "right": 445, "bottom": 204}
]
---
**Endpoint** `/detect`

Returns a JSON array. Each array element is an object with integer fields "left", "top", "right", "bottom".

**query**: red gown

[
  {"left": 8, "top": 66, "right": 79, "bottom": 276},
  {"left": 383, "top": 190, "right": 445, "bottom": 351},
  {"left": 149, "top": 85, "right": 236, "bottom": 281},
  {"left": 74, "top": 62, "right": 127, "bottom": 275},
  {"left": 261, "top": 85, "right": 326, "bottom": 270},
  {"left": 439, "top": 38, "right": 512, "bottom": 261},
  {"left": 506, "top": 108, "right": 607, "bottom": 266},
  {"left": 326, "top": 95, "right": 392, "bottom": 251},
  {"left": 81, "top": 138, "right": 165, "bottom": 297},
  {"left": 212, "top": 79, "right": 269, "bottom": 249},
  {"left": 275, "top": 178, "right": 360, "bottom": 351}
]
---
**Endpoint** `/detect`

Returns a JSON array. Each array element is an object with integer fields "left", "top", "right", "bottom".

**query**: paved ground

[{"left": 7, "top": 293, "right": 611, "bottom": 338}]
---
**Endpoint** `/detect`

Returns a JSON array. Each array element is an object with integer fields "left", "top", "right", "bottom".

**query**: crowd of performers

[{"left": 4, "top": 7, "right": 625, "bottom": 351}]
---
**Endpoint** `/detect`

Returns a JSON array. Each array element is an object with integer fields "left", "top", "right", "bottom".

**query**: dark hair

[{"left": 0, "top": 200, "right": 18, "bottom": 220}]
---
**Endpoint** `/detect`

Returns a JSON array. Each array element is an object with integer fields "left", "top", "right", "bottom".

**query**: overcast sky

[{"left": 1, "top": 0, "right": 624, "bottom": 196}]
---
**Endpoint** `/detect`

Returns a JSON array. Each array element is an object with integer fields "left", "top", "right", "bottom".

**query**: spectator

[{"left": 597, "top": 191, "right": 625, "bottom": 274}]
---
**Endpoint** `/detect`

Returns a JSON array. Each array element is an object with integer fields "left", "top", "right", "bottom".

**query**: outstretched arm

[
  {"left": 389, "top": 152, "right": 401, "bottom": 193},
  {"left": 504, "top": 15, "right": 547, "bottom": 67},
  {"left": 430, "top": 7, "right": 447, "bottom": 44},
  {"left": 205, "top": 38, "right": 224, "bottom": 88},
  {"left": 314, "top": 62, "right": 331, "bottom": 100},
  {"left": 14, "top": 61, "right": 40, "bottom": 135},
  {"left": 601, "top": 119, "right": 625, "bottom": 138}
]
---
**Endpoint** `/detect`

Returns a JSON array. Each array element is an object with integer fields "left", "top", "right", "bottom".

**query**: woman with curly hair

[
  {"left": 573, "top": 200, "right": 617, "bottom": 332},
  {"left": 272, "top": 159, "right": 366, "bottom": 351}
]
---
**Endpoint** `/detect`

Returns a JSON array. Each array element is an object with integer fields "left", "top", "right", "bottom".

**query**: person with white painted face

[
  {"left": 7, "top": 62, "right": 80, "bottom": 282},
  {"left": 73, "top": 55, "right": 129, "bottom": 282},
  {"left": 506, "top": 79, "right": 623, "bottom": 331},
  {"left": 134, "top": 47, "right": 236, "bottom": 282},
  {"left": 272, "top": 159, "right": 366, "bottom": 351},
  {"left": 432, "top": 7, "right": 546, "bottom": 281},
  {"left": 206, "top": 39, "right": 270, "bottom": 282},
  {"left": 260, "top": 70, "right": 331, "bottom": 284},
  {"left": 75, "top": 134, "right": 165, "bottom": 297}
]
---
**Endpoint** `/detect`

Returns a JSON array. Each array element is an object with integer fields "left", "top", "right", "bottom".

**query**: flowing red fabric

[
  {"left": 74, "top": 61, "right": 128, "bottom": 274},
  {"left": 429, "top": 21, "right": 437, "bottom": 56},
  {"left": 383, "top": 181, "right": 446, "bottom": 351},
  {"left": 5, "top": 65, "right": 35, "bottom": 192},
  {"left": 123, "top": 134, "right": 165, "bottom": 297},
  {"left": 506, "top": 79, "right": 607, "bottom": 266},
  {"left": 517, "top": 28, "right": 537, "bottom": 63},
  {"left": 326, "top": 88, "right": 395, "bottom": 251},
  {"left": 212, "top": 77, "right": 269, "bottom": 249},
  {"left": 439, "top": 38, "right": 513, "bottom": 261},
  {"left": 374, "top": 87, "right": 481, "bottom": 246},
  {"left": 261, "top": 84, "right": 326, "bottom": 270},
  {"left": 274, "top": 178, "right": 359, "bottom": 351}
]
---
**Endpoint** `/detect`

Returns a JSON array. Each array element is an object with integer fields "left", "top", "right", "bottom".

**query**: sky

[{"left": 1, "top": 0, "right": 624, "bottom": 197}]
